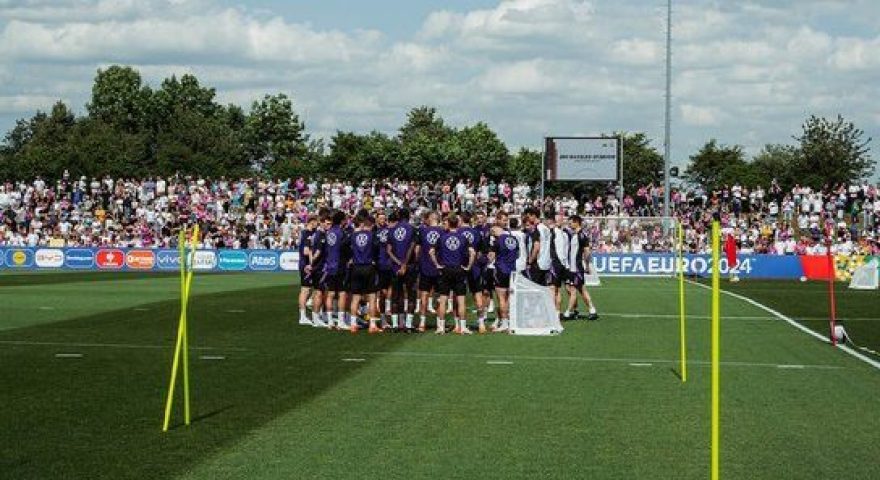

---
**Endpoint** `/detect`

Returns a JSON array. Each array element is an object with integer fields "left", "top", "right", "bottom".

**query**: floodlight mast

[{"left": 663, "top": 0, "right": 672, "bottom": 220}]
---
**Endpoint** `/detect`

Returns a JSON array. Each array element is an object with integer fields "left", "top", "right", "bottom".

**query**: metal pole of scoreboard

[{"left": 663, "top": 0, "right": 672, "bottom": 221}]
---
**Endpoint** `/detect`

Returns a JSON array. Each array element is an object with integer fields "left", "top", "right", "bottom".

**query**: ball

[{"left": 800, "top": 276, "right": 807, "bottom": 282}]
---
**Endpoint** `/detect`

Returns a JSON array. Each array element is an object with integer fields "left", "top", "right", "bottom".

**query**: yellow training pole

[
  {"left": 182, "top": 225, "right": 199, "bottom": 425},
  {"left": 162, "top": 229, "right": 189, "bottom": 431},
  {"left": 678, "top": 221, "right": 687, "bottom": 383},
  {"left": 711, "top": 221, "right": 721, "bottom": 480}
]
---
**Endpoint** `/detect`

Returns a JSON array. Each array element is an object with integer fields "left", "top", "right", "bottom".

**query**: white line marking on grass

[
  {"left": 38, "top": 306, "right": 55, "bottom": 311},
  {"left": 54, "top": 353, "right": 83, "bottom": 358},
  {"left": 226, "top": 309, "right": 246, "bottom": 313},
  {"left": 342, "top": 358, "right": 366, "bottom": 362},
  {"left": 629, "top": 363, "right": 653, "bottom": 367},
  {"left": 777, "top": 365, "right": 805, "bottom": 369},
  {"left": 486, "top": 360, "right": 513, "bottom": 365},
  {"left": 200, "top": 355, "right": 226, "bottom": 361},
  {"left": 601, "top": 312, "right": 773, "bottom": 321},
  {"left": 356, "top": 351, "right": 842, "bottom": 370},
  {"left": 0, "top": 340, "right": 248, "bottom": 352},
  {"left": 686, "top": 280, "right": 880, "bottom": 371}
]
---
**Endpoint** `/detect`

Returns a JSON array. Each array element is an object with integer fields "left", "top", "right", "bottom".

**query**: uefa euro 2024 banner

[{"left": 0, "top": 247, "right": 812, "bottom": 279}]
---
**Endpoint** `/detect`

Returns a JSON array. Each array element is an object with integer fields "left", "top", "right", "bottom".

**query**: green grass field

[{"left": 1, "top": 271, "right": 878, "bottom": 479}]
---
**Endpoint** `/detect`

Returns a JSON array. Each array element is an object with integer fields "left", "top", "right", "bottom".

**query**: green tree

[
  {"left": 450, "top": 122, "right": 509, "bottom": 179},
  {"left": 751, "top": 144, "right": 799, "bottom": 189},
  {"left": 12, "top": 102, "right": 77, "bottom": 179},
  {"left": 244, "top": 93, "right": 307, "bottom": 174},
  {"left": 507, "top": 148, "right": 541, "bottom": 184},
  {"left": 794, "top": 115, "right": 873, "bottom": 188},
  {"left": 87, "top": 65, "right": 152, "bottom": 133},
  {"left": 618, "top": 132, "right": 663, "bottom": 193},
  {"left": 684, "top": 139, "right": 748, "bottom": 190}
]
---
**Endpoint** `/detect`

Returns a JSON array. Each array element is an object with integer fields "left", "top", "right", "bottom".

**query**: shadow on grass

[{"left": 0, "top": 284, "right": 415, "bottom": 480}]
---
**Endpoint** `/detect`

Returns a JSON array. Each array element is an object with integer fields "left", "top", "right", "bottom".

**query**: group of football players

[{"left": 296, "top": 207, "right": 598, "bottom": 335}]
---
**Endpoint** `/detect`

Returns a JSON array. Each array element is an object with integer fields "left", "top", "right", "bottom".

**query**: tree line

[{"left": 0, "top": 65, "right": 873, "bottom": 193}]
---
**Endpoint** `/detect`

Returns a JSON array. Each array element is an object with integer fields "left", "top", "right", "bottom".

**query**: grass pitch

[{"left": 1, "top": 272, "right": 878, "bottom": 479}]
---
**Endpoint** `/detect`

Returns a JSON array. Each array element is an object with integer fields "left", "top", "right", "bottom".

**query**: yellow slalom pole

[
  {"left": 182, "top": 225, "right": 199, "bottom": 426},
  {"left": 678, "top": 221, "right": 687, "bottom": 383},
  {"left": 711, "top": 221, "right": 721, "bottom": 480},
  {"left": 162, "top": 229, "right": 188, "bottom": 431}
]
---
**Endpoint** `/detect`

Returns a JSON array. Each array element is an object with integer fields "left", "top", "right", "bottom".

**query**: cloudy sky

[{"left": 1, "top": 0, "right": 878, "bottom": 173}]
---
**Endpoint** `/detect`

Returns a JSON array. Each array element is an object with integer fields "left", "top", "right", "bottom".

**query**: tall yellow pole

[
  {"left": 678, "top": 221, "right": 687, "bottom": 383},
  {"left": 711, "top": 221, "right": 721, "bottom": 480},
  {"left": 163, "top": 229, "right": 188, "bottom": 431},
  {"left": 182, "top": 225, "right": 198, "bottom": 425}
]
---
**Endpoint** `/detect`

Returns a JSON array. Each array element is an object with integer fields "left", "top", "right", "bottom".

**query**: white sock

[
  {"left": 459, "top": 319, "right": 467, "bottom": 330},
  {"left": 405, "top": 315, "right": 413, "bottom": 329},
  {"left": 312, "top": 312, "right": 321, "bottom": 324},
  {"left": 589, "top": 305, "right": 596, "bottom": 314},
  {"left": 420, "top": 315, "right": 427, "bottom": 326},
  {"left": 391, "top": 314, "right": 399, "bottom": 328},
  {"left": 385, "top": 299, "right": 391, "bottom": 312}
]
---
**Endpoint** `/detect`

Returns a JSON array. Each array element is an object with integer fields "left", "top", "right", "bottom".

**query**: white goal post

[{"left": 509, "top": 273, "right": 563, "bottom": 335}]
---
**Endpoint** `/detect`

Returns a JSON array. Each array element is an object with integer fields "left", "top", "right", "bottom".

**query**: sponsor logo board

[
  {"left": 191, "top": 251, "right": 217, "bottom": 271},
  {"left": 279, "top": 251, "right": 299, "bottom": 271},
  {"left": 249, "top": 251, "right": 279, "bottom": 271},
  {"left": 96, "top": 249, "right": 125, "bottom": 269},
  {"left": 156, "top": 250, "right": 181, "bottom": 270},
  {"left": 35, "top": 249, "right": 64, "bottom": 268},
  {"left": 125, "top": 250, "right": 156, "bottom": 270},
  {"left": 6, "top": 249, "right": 34, "bottom": 268},
  {"left": 65, "top": 249, "right": 95, "bottom": 269},
  {"left": 218, "top": 251, "right": 248, "bottom": 271}
]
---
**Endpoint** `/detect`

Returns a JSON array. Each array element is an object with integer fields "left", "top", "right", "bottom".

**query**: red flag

[{"left": 724, "top": 234, "right": 738, "bottom": 268}]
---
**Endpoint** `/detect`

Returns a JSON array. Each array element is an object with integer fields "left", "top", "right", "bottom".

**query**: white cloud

[{"left": 0, "top": 0, "right": 878, "bottom": 179}]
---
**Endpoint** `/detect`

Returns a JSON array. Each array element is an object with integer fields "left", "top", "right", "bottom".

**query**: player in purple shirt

[
  {"left": 374, "top": 211, "right": 393, "bottom": 329},
  {"left": 461, "top": 212, "right": 488, "bottom": 332},
  {"left": 430, "top": 213, "right": 476, "bottom": 334},
  {"left": 415, "top": 211, "right": 444, "bottom": 332},
  {"left": 386, "top": 208, "right": 417, "bottom": 330},
  {"left": 322, "top": 210, "right": 349, "bottom": 330},
  {"left": 348, "top": 211, "right": 381, "bottom": 333},
  {"left": 488, "top": 212, "right": 520, "bottom": 332},
  {"left": 297, "top": 215, "right": 318, "bottom": 325},
  {"left": 306, "top": 211, "right": 332, "bottom": 327}
]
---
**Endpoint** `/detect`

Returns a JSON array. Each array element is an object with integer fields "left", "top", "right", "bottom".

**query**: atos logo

[
  {"left": 156, "top": 250, "right": 181, "bottom": 270},
  {"left": 96, "top": 249, "right": 124, "bottom": 269},
  {"left": 218, "top": 251, "right": 248, "bottom": 271},
  {"left": 65, "top": 249, "right": 95, "bottom": 269},
  {"left": 249, "top": 251, "right": 279, "bottom": 271},
  {"left": 6, "top": 249, "right": 34, "bottom": 268}
]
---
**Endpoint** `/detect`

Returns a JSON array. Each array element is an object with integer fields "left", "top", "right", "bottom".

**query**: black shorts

[
  {"left": 493, "top": 270, "right": 512, "bottom": 289},
  {"left": 321, "top": 271, "right": 345, "bottom": 292},
  {"left": 526, "top": 265, "right": 549, "bottom": 286},
  {"left": 342, "top": 267, "right": 352, "bottom": 291},
  {"left": 392, "top": 266, "right": 418, "bottom": 296},
  {"left": 482, "top": 267, "right": 496, "bottom": 291},
  {"left": 418, "top": 273, "right": 439, "bottom": 292},
  {"left": 349, "top": 265, "right": 377, "bottom": 295},
  {"left": 438, "top": 267, "right": 468, "bottom": 297},
  {"left": 376, "top": 269, "right": 393, "bottom": 290},
  {"left": 309, "top": 267, "right": 324, "bottom": 289},
  {"left": 299, "top": 269, "right": 312, "bottom": 288},
  {"left": 550, "top": 262, "right": 567, "bottom": 287},
  {"left": 466, "top": 269, "right": 483, "bottom": 294},
  {"left": 568, "top": 271, "right": 585, "bottom": 288}
]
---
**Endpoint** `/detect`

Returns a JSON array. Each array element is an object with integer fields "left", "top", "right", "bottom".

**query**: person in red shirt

[{"left": 724, "top": 233, "right": 739, "bottom": 282}]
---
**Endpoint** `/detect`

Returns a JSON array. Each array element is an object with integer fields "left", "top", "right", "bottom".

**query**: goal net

[
  {"left": 849, "top": 258, "right": 878, "bottom": 290},
  {"left": 509, "top": 273, "right": 563, "bottom": 335}
]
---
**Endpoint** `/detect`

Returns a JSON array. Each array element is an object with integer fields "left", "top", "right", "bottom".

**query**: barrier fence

[{"left": 0, "top": 247, "right": 872, "bottom": 280}]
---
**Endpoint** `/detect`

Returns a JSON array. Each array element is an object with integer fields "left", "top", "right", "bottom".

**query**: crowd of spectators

[{"left": 1, "top": 173, "right": 879, "bottom": 256}]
